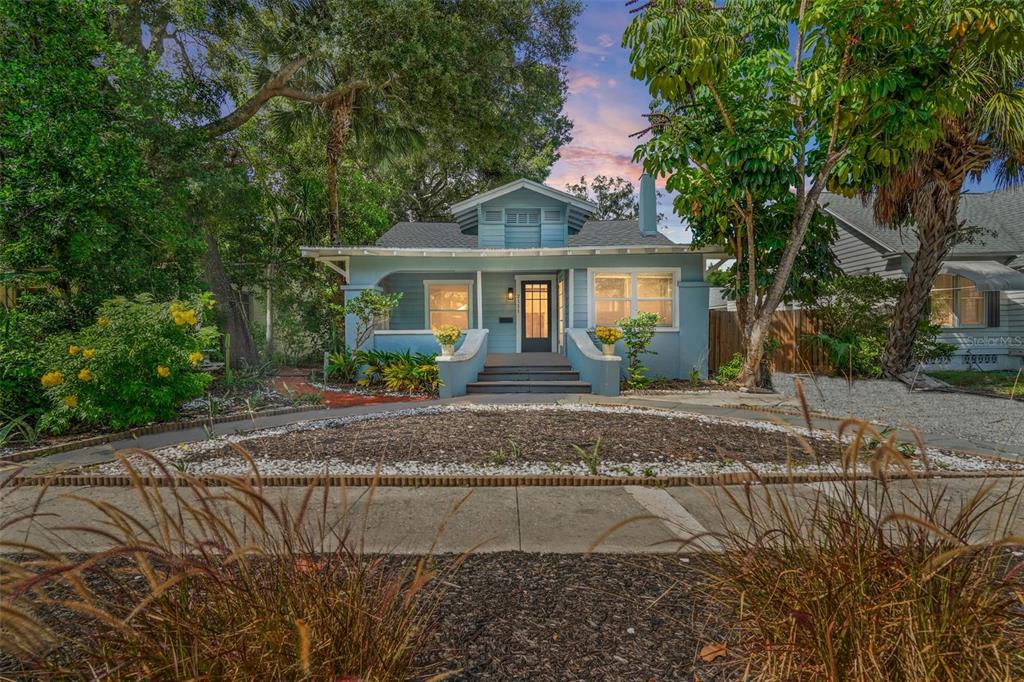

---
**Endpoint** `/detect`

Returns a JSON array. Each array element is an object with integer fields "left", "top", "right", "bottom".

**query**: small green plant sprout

[
  {"left": 546, "top": 461, "right": 565, "bottom": 474},
  {"left": 618, "top": 312, "right": 659, "bottom": 389},
  {"left": 689, "top": 366, "right": 701, "bottom": 387},
  {"left": 594, "top": 326, "right": 622, "bottom": 345},
  {"left": 486, "top": 449, "right": 507, "bottom": 466},
  {"left": 642, "top": 466, "right": 658, "bottom": 478},
  {"left": 433, "top": 324, "right": 462, "bottom": 354},
  {"left": 341, "top": 290, "right": 403, "bottom": 349},
  {"left": 572, "top": 438, "right": 603, "bottom": 475},
  {"left": 618, "top": 465, "right": 634, "bottom": 477},
  {"left": 170, "top": 459, "right": 190, "bottom": 475}
]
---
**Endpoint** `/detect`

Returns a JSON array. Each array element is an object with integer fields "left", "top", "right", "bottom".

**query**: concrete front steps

[{"left": 467, "top": 358, "right": 591, "bottom": 394}]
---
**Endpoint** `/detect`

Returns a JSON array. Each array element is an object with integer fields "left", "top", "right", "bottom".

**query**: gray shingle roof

[
  {"left": 374, "top": 219, "right": 675, "bottom": 248},
  {"left": 375, "top": 222, "right": 476, "bottom": 248},
  {"left": 571, "top": 220, "right": 675, "bottom": 246},
  {"left": 821, "top": 190, "right": 1024, "bottom": 262}
]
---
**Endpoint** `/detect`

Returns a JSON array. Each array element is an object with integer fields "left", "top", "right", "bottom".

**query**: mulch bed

[
  {"left": 183, "top": 409, "right": 836, "bottom": 467},
  {"left": 420, "top": 553, "right": 731, "bottom": 681},
  {"left": 2, "top": 553, "right": 733, "bottom": 681}
]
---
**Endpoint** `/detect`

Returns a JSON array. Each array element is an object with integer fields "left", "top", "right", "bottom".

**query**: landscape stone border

[
  {"left": 3, "top": 405, "right": 329, "bottom": 464},
  {"left": 13, "top": 469, "right": 1022, "bottom": 489}
]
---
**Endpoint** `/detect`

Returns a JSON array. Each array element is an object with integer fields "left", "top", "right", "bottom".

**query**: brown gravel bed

[{"left": 183, "top": 409, "right": 836, "bottom": 466}]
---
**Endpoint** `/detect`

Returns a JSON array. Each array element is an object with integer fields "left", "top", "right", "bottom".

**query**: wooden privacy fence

[{"left": 709, "top": 309, "right": 832, "bottom": 375}]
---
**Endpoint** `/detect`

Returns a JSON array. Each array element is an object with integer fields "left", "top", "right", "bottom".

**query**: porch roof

[{"left": 300, "top": 243, "right": 719, "bottom": 260}]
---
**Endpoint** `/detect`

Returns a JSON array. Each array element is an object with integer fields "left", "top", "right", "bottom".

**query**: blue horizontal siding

[
  {"left": 505, "top": 224, "right": 541, "bottom": 248},
  {"left": 482, "top": 272, "right": 516, "bottom": 353},
  {"left": 572, "top": 268, "right": 588, "bottom": 328},
  {"left": 379, "top": 272, "right": 477, "bottom": 330}
]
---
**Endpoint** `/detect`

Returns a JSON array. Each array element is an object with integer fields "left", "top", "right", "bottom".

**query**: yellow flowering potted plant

[
  {"left": 594, "top": 326, "right": 622, "bottom": 356},
  {"left": 433, "top": 324, "right": 462, "bottom": 357}
]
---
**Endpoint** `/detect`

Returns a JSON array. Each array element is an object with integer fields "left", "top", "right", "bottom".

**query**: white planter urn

[
  {"left": 602, "top": 343, "right": 616, "bottom": 356},
  {"left": 440, "top": 343, "right": 455, "bottom": 357}
]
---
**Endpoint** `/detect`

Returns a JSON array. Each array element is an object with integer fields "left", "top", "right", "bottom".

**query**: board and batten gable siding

[
  {"left": 833, "top": 220, "right": 904, "bottom": 279},
  {"left": 378, "top": 272, "right": 477, "bottom": 330},
  {"left": 477, "top": 187, "right": 569, "bottom": 248}
]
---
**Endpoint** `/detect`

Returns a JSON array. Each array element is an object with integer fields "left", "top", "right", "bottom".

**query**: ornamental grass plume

[
  {"left": 1, "top": 453, "right": 468, "bottom": 679},
  {"left": 589, "top": 379, "right": 1024, "bottom": 680}
]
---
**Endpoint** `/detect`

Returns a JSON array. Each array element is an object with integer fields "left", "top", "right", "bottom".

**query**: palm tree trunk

[
  {"left": 881, "top": 236, "right": 951, "bottom": 376},
  {"left": 325, "top": 98, "right": 354, "bottom": 244}
]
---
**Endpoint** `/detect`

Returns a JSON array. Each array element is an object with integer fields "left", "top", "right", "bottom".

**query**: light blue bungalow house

[{"left": 301, "top": 175, "right": 712, "bottom": 397}]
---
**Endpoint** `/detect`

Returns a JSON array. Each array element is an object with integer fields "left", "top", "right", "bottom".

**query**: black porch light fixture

[{"left": 506, "top": 287, "right": 514, "bottom": 301}]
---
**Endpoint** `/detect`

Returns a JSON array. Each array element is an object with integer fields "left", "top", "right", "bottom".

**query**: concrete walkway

[
  {"left": 11, "top": 391, "right": 1022, "bottom": 476},
  {"left": 4, "top": 478, "right": 1022, "bottom": 555}
]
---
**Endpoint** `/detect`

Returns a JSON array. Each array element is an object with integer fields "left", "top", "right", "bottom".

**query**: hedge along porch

[{"left": 301, "top": 177, "right": 714, "bottom": 397}]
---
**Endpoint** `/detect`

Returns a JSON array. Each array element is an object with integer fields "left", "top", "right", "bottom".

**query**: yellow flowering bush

[
  {"left": 40, "top": 371, "right": 63, "bottom": 388},
  {"left": 39, "top": 293, "right": 218, "bottom": 432}
]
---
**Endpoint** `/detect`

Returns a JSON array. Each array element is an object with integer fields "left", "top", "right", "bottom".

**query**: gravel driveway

[{"left": 774, "top": 373, "right": 1024, "bottom": 454}]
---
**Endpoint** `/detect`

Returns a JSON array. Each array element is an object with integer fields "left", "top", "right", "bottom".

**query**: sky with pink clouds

[
  {"left": 546, "top": 1, "right": 692, "bottom": 243},
  {"left": 548, "top": 1, "right": 1003, "bottom": 244}
]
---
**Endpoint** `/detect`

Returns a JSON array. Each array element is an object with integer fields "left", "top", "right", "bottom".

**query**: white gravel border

[{"left": 90, "top": 403, "right": 1020, "bottom": 478}]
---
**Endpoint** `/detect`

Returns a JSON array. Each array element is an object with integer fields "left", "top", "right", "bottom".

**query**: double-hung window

[
  {"left": 930, "top": 274, "right": 984, "bottom": 327},
  {"left": 424, "top": 280, "right": 472, "bottom": 330},
  {"left": 591, "top": 270, "right": 676, "bottom": 327}
]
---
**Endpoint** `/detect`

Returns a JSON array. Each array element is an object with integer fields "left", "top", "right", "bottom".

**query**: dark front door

[{"left": 521, "top": 280, "right": 552, "bottom": 352}]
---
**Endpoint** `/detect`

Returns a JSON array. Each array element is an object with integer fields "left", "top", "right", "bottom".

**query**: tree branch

[{"left": 199, "top": 56, "right": 311, "bottom": 138}]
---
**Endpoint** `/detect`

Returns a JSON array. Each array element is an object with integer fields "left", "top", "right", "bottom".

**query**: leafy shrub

[
  {"left": 1, "top": 456, "right": 445, "bottom": 678},
  {"left": 341, "top": 290, "right": 403, "bottom": 349},
  {"left": 326, "top": 347, "right": 360, "bottom": 384},
  {"left": 807, "top": 274, "right": 955, "bottom": 377},
  {"left": 619, "top": 312, "right": 660, "bottom": 389},
  {"left": 714, "top": 352, "right": 744, "bottom": 384},
  {"left": 334, "top": 349, "right": 439, "bottom": 394},
  {"left": 37, "top": 294, "right": 219, "bottom": 432},
  {"left": 0, "top": 309, "right": 49, "bottom": 422},
  {"left": 382, "top": 356, "right": 439, "bottom": 393}
]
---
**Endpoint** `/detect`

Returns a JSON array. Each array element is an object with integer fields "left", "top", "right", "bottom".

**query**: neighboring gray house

[{"left": 823, "top": 189, "right": 1024, "bottom": 370}]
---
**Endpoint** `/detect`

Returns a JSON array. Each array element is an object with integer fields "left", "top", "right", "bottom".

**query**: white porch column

[{"left": 476, "top": 270, "right": 483, "bottom": 329}]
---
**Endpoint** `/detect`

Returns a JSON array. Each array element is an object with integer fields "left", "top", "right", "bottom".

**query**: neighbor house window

[
  {"left": 591, "top": 270, "right": 676, "bottom": 327},
  {"left": 424, "top": 280, "right": 472, "bottom": 330},
  {"left": 930, "top": 274, "right": 984, "bottom": 327}
]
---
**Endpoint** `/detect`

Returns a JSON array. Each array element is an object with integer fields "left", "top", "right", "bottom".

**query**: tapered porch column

[{"left": 476, "top": 270, "right": 483, "bottom": 329}]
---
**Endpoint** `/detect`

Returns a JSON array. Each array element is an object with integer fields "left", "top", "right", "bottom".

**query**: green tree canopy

[{"left": 625, "top": 0, "right": 967, "bottom": 386}]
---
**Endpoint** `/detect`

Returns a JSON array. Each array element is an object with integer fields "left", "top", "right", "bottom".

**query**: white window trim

[
  {"left": 932, "top": 275, "right": 987, "bottom": 329},
  {"left": 587, "top": 267, "right": 680, "bottom": 332},
  {"left": 514, "top": 274, "right": 558, "bottom": 352},
  {"left": 423, "top": 279, "right": 474, "bottom": 331}
]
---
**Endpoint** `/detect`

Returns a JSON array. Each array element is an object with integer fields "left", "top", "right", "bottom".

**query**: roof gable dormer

[{"left": 451, "top": 179, "right": 597, "bottom": 247}]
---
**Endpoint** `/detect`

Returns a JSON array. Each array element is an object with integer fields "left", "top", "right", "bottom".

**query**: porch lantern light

[{"left": 506, "top": 287, "right": 514, "bottom": 301}]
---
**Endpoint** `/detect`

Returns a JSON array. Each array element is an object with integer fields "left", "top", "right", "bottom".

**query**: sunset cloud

[{"left": 567, "top": 72, "right": 601, "bottom": 94}]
